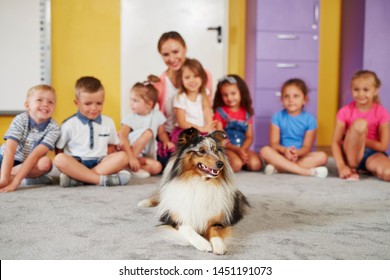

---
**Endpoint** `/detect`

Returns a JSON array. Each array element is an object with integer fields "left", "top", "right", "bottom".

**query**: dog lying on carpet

[{"left": 138, "top": 127, "right": 250, "bottom": 255}]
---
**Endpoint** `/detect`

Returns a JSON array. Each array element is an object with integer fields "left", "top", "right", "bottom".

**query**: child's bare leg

[
  {"left": 10, "top": 156, "right": 53, "bottom": 178},
  {"left": 260, "top": 146, "right": 311, "bottom": 176},
  {"left": 132, "top": 129, "right": 153, "bottom": 156},
  {"left": 366, "top": 153, "right": 390, "bottom": 181},
  {"left": 93, "top": 151, "right": 128, "bottom": 175},
  {"left": 297, "top": 151, "right": 328, "bottom": 169},
  {"left": 245, "top": 150, "right": 262, "bottom": 171},
  {"left": 138, "top": 157, "right": 162, "bottom": 175},
  {"left": 54, "top": 153, "right": 100, "bottom": 184},
  {"left": 27, "top": 156, "right": 53, "bottom": 177},
  {"left": 343, "top": 119, "right": 367, "bottom": 170},
  {"left": 225, "top": 150, "right": 244, "bottom": 172}
]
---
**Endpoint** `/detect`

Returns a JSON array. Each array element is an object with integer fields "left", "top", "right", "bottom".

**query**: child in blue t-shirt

[{"left": 260, "top": 78, "right": 328, "bottom": 178}]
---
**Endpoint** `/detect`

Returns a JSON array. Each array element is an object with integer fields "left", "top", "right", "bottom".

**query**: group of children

[{"left": 1, "top": 67, "right": 390, "bottom": 192}]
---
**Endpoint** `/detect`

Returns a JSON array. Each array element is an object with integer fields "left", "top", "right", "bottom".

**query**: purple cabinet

[
  {"left": 257, "top": 0, "right": 320, "bottom": 32},
  {"left": 253, "top": 0, "right": 320, "bottom": 150},
  {"left": 363, "top": 0, "right": 390, "bottom": 110}
]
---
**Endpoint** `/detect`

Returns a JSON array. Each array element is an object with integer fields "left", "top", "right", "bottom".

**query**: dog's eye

[
  {"left": 217, "top": 147, "right": 223, "bottom": 152},
  {"left": 198, "top": 148, "right": 207, "bottom": 155}
]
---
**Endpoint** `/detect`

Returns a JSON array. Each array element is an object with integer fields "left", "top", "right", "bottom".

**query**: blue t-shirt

[{"left": 271, "top": 109, "right": 317, "bottom": 149}]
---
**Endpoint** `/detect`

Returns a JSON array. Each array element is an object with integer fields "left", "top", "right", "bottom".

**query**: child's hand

[
  {"left": 128, "top": 157, "right": 141, "bottom": 172},
  {"left": 338, "top": 165, "right": 354, "bottom": 179},
  {"left": 0, "top": 178, "right": 7, "bottom": 189},
  {"left": 284, "top": 146, "right": 298, "bottom": 162},
  {"left": 210, "top": 120, "right": 218, "bottom": 130},
  {"left": 0, "top": 181, "right": 18, "bottom": 193},
  {"left": 164, "top": 141, "right": 175, "bottom": 151},
  {"left": 238, "top": 148, "right": 249, "bottom": 163},
  {"left": 0, "top": 175, "right": 13, "bottom": 189},
  {"left": 116, "top": 138, "right": 126, "bottom": 151}
]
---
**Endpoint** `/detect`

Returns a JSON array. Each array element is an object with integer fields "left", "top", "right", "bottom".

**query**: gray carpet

[{"left": 1, "top": 159, "right": 389, "bottom": 260}]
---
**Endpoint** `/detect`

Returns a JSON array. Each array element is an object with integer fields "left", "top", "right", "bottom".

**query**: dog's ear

[
  {"left": 209, "top": 130, "right": 228, "bottom": 146},
  {"left": 178, "top": 127, "right": 200, "bottom": 146}
]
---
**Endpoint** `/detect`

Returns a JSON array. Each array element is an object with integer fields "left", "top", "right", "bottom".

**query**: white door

[{"left": 120, "top": 0, "right": 228, "bottom": 118}]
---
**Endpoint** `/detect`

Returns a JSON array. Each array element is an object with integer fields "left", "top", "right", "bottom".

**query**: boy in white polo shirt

[
  {"left": 54, "top": 76, "right": 131, "bottom": 187},
  {"left": 0, "top": 85, "right": 61, "bottom": 192}
]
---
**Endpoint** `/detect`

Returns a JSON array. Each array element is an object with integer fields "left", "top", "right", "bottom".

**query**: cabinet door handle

[
  {"left": 313, "top": 3, "right": 319, "bottom": 29},
  {"left": 277, "top": 34, "right": 299, "bottom": 40},
  {"left": 276, "top": 63, "right": 298, "bottom": 68}
]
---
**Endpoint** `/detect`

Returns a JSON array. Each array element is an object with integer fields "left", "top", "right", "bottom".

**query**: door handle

[
  {"left": 207, "top": 26, "right": 222, "bottom": 43},
  {"left": 277, "top": 34, "right": 299, "bottom": 40},
  {"left": 276, "top": 63, "right": 298, "bottom": 68}
]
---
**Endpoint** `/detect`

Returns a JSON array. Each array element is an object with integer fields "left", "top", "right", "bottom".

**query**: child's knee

[
  {"left": 350, "top": 119, "right": 368, "bottom": 135},
  {"left": 260, "top": 146, "right": 272, "bottom": 159},
  {"left": 318, "top": 151, "right": 328, "bottom": 165},
  {"left": 53, "top": 153, "right": 67, "bottom": 168},
  {"left": 117, "top": 151, "right": 129, "bottom": 165},
  {"left": 229, "top": 159, "right": 243, "bottom": 172},
  {"left": 38, "top": 157, "right": 53, "bottom": 172},
  {"left": 150, "top": 161, "right": 163, "bottom": 175},
  {"left": 378, "top": 167, "right": 390, "bottom": 182},
  {"left": 248, "top": 161, "right": 262, "bottom": 171}
]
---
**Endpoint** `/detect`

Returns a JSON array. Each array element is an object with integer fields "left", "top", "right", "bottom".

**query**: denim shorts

[
  {"left": 0, "top": 154, "right": 22, "bottom": 168},
  {"left": 357, "top": 148, "right": 387, "bottom": 171},
  {"left": 73, "top": 156, "right": 104, "bottom": 169}
]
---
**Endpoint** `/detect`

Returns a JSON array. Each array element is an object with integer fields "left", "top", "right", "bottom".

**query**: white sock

[{"left": 99, "top": 175, "right": 107, "bottom": 186}]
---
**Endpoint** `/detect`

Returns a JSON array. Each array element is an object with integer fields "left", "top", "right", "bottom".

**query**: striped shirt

[{"left": 0, "top": 112, "right": 61, "bottom": 162}]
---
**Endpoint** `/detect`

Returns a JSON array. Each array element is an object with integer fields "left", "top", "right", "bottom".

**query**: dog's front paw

[
  {"left": 137, "top": 199, "right": 152, "bottom": 207},
  {"left": 210, "top": 237, "right": 227, "bottom": 255},
  {"left": 192, "top": 238, "right": 213, "bottom": 252},
  {"left": 137, "top": 197, "right": 158, "bottom": 207}
]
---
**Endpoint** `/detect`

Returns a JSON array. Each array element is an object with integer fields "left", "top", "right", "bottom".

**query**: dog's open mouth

[{"left": 197, "top": 163, "right": 220, "bottom": 177}]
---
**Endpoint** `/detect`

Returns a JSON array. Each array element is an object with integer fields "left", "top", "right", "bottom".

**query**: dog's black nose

[{"left": 216, "top": 161, "right": 224, "bottom": 169}]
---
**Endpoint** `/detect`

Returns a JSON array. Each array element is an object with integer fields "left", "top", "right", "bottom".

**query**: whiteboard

[{"left": 0, "top": 0, "right": 51, "bottom": 114}]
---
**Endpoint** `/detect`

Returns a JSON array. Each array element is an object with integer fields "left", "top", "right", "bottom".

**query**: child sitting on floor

[
  {"left": 0, "top": 85, "right": 60, "bottom": 192},
  {"left": 260, "top": 78, "right": 328, "bottom": 178},
  {"left": 331, "top": 70, "right": 390, "bottom": 181},
  {"left": 54, "top": 76, "right": 131, "bottom": 187},
  {"left": 118, "top": 76, "right": 174, "bottom": 177}
]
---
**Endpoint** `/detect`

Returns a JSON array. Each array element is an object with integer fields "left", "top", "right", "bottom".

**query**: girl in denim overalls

[{"left": 213, "top": 75, "right": 262, "bottom": 172}]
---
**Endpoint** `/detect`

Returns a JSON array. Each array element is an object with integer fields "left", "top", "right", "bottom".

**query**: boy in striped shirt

[{"left": 0, "top": 85, "right": 60, "bottom": 192}]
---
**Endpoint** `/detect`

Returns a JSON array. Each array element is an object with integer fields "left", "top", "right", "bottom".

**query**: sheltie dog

[{"left": 138, "top": 127, "right": 250, "bottom": 255}]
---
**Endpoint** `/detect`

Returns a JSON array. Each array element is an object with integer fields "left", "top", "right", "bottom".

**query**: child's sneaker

[
  {"left": 264, "top": 164, "right": 278, "bottom": 175},
  {"left": 310, "top": 166, "right": 328, "bottom": 178},
  {"left": 102, "top": 170, "right": 131, "bottom": 186},
  {"left": 60, "top": 173, "right": 83, "bottom": 188},
  {"left": 131, "top": 169, "right": 151, "bottom": 179},
  {"left": 21, "top": 175, "right": 53, "bottom": 186}
]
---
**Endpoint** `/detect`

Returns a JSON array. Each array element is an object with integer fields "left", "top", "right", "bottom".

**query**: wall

[{"left": 51, "top": 0, "right": 121, "bottom": 128}]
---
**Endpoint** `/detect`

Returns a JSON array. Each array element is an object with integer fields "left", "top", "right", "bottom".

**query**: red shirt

[{"left": 213, "top": 106, "right": 253, "bottom": 128}]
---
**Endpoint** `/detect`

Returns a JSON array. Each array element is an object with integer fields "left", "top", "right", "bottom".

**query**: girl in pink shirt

[{"left": 332, "top": 70, "right": 390, "bottom": 181}]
